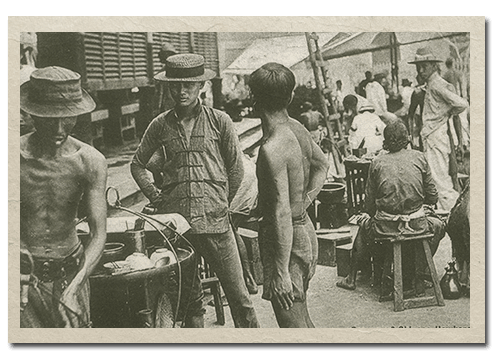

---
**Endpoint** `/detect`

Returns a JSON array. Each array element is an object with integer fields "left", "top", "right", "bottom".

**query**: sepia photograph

[{"left": 8, "top": 16, "right": 485, "bottom": 344}]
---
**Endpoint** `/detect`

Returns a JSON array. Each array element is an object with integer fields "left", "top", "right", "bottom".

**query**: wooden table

[{"left": 316, "top": 224, "right": 359, "bottom": 267}]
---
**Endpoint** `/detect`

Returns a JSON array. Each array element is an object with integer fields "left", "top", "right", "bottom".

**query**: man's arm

[
  {"left": 218, "top": 112, "right": 244, "bottom": 204},
  {"left": 130, "top": 118, "right": 164, "bottom": 205},
  {"left": 438, "top": 82, "right": 468, "bottom": 116},
  {"left": 260, "top": 144, "right": 294, "bottom": 310},
  {"left": 438, "top": 83, "right": 468, "bottom": 152},
  {"left": 378, "top": 85, "right": 388, "bottom": 113},
  {"left": 305, "top": 141, "right": 328, "bottom": 209},
  {"left": 60, "top": 149, "right": 107, "bottom": 327},
  {"left": 422, "top": 156, "right": 439, "bottom": 206}
]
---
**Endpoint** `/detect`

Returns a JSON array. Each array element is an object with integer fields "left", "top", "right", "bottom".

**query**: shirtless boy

[
  {"left": 248, "top": 63, "right": 328, "bottom": 327},
  {"left": 20, "top": 66, "right": 107, "bottom": 327}
]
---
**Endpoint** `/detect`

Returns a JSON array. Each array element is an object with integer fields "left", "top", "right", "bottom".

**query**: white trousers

[{"left": 423, "top": 123, "right": 459, "bottom": 212}]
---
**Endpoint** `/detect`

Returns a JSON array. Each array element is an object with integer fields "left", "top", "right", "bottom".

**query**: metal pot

[
  {"left": 99, "top": 242, "right": 126, "bottom": 267},
  {"left": 317, "top": 182, "right": 346, "bottom": 205}
]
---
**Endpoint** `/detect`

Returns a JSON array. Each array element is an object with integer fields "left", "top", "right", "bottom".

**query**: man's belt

[{"left": 31, "top": 244, "right": 84, "bottom": 283}]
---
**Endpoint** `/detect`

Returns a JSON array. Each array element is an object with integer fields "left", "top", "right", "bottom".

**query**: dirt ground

[{"left": 203, "top": 234, "right": 470, "bottom": 329}]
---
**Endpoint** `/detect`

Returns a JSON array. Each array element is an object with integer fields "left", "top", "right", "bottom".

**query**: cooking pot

[
  {"left": 317, "top": 182, "right": 346, "bottom": 205},
  {"left": 99, "top": 242, "right": 126, "bottom": 267}
]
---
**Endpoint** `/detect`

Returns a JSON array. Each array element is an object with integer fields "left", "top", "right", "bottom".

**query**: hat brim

[
  {"left": 154, "top": 69, "right": 216, "bottom": 82},
  {"left": 20, "top": 82, "right": 96, "bottom": 118},
  {"left": 408, "top": 59, "right": 443, "bottom": 64}
]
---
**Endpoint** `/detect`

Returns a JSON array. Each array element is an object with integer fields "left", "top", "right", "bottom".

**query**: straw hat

[
  {"left": 154, "top": 53, "right": 216, "bottom": 82},
  {"left": 20, "top": 66, "right": 96, "bottom": 118},
  {"left": 408, "top": 47, "right": 443, "bottom": 64}
]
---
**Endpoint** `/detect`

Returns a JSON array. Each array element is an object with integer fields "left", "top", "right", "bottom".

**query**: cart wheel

[{"left": 155, "top": 292, "right": 174, "bottom": 328}]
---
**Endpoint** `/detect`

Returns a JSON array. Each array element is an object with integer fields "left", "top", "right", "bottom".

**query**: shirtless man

[
  {"left": 248, "top": 63, "right": 328, "bottom": 327},
  {"left": 20, "top": 66, "right": 107, "bottom": 327}
]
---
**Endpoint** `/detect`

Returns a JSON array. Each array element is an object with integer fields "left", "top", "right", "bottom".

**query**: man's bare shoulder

[
  {"left": 260, "top": 124, "right": 301, "bottom": 162},
  {"left": 70, "top": 137, "right": 105, "bottom": 162}
]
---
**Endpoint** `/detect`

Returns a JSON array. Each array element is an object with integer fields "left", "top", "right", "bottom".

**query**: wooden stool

[{"left": 376, "top": 233, "right": 445, "bottom": 312}]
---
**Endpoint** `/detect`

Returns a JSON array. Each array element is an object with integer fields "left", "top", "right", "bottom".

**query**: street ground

[{"left": 203, "top": 233, "right": 470, "bottom": 329}]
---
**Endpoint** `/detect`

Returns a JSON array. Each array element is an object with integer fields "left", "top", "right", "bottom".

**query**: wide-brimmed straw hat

[
  {"left": 20, "top": 66, "right": 96, "bottom": 118},
  {"left": 408, "top": 47, "right": 443, "bottom": 64},
  {"left": 154, "top": 53, "right": 216, "bottom": 82}
]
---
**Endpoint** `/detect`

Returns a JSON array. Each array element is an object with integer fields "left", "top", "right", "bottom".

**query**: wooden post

[
  {"left": 312, "top": 33, "right": 346, "bottom": 146},
  {"left": 305, "top": 32, "right": 332, "bottom": 140},
  {"left": 305, "top": 32, "right": 346, "bottom": 179}
]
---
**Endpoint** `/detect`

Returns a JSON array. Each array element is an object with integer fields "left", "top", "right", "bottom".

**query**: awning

[
  {"left": 222, "top": 33, "right": 338, "bottom": 76},
  {"left": 322, "top": 32, "right": 469, "bottom": 60}
]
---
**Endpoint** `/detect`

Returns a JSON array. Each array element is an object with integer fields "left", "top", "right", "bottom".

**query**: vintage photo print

[{"left": 8, "top": 16, "right": 485, "bottom": 343}]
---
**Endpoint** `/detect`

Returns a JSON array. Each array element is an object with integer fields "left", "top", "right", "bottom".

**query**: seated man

[{"left": 337, "top": 120, "right": 446, "bottom": 293}]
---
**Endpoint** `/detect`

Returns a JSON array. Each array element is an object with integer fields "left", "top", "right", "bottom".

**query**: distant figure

[
  {"left": 408, "top": 74, "right": 426, "bottom": 150},
  {"left": 299, "top": 101, "right": 323, "bottom": 144},
  {"left": 320, "top": 138, "right": 343, "bottom": 182},
  {"left": 348, "top": 103, "right": 386, "bottom": 154},
  {"left": 442, "top": 58, "right": 463, "bottom": 96},
  {"left": 409, "top": 47, "right": 468, "bottom": 211},
  {"left": 365, "top": 73, "right": 398, "bottom": 124},
  {"left": 342, "top": 94, "right": 375, "bottom": 132},
  {"left": 397, "top": 78, "right": 414, "bottom": 117},
  {"left": 357, "top": 71, "right": 373, "bottom": 98},
  {"left": 249, "top": 62, "right": 328, "bottom": 327},
  {"left": 442, "top": 58, "right": 470, "bottom": 150},
  {"left": 334, "top": 80, "right": 344, "bottom": 112}
]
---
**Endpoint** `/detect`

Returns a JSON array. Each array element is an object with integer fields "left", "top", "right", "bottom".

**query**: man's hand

[{"left": 270, "top": 271, "right": 294, "bottom": 310}]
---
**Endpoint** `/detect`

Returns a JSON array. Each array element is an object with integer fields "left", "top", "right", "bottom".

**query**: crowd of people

[{"left": 19, "top": 44, "right": 470, "bottom": 329}]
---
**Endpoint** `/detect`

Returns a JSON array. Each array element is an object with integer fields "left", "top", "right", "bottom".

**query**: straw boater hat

[
  {"left": 154, "top": 53, "right": 216, "bottom": 82},
  {"left": 408, "top": 47, "right": 443, "bottom": 64},
  {"left": 20, "top": 66, "right": 96, "bottom": 118}
]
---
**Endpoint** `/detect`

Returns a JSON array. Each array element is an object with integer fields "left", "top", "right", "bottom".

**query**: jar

[
  {"left": 125, "top": 252, "right": 154, "bottom": 271},
  {"left": 150, "top": 248, "right": 177, "bottom": 267}
]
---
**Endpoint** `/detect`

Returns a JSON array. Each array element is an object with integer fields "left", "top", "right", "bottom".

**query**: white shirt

[
  {"left": 365, "top": 81, "right": 388, "bottom": 116},
  {"left": 349, "top": 111, "right": 386, "bottom": 154}
]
